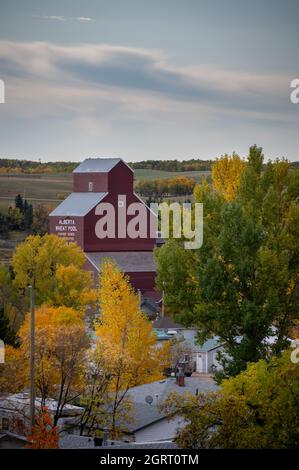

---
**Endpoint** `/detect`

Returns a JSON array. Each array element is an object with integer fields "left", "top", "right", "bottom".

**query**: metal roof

[
  {"left": 85, "top": 251, "right": 156, "bottom": 273},
  {"left": 73, "top": 158, "right": 133, "bottom": 173},
  {"left": 186, "top": 336, "right": 223, "bottom": 353},
  {"left": 49, "top": 192, "right": 107, "bottom": 217}
]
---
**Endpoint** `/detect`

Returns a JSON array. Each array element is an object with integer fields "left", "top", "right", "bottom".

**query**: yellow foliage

[
  {"left": 11, "top": 234, "right": 90, "bottom": 308},
  {"left": 212, "top": 153, "right": 246, "bottom": 201},
  {"left": 96, "top": 260, "right": 170, "bottom": 389},
  {"left": 49, "top": 264, "right": 97, "bottom": 312},
  {"left": 0, "top": 345, "right": 25, "bottom": 393},
  {"left": 12, "top": 234, "right": 85, "bottom": 290},
  {"left": 0, "top": 305, "right": 88, "bottom": 403}
]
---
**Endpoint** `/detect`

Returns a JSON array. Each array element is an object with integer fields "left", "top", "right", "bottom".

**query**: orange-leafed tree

[
  {"left": 0, "top": 305, "right": 89, "bottom": 425},
  {"left": 27, "top": 407, "right": 59, "bottom": 449},
  {"left": 212, "top": 153, "right": 246, "bottom": 201},
  {"left": 95, "top": 260, "right": 170, "bottom": 437}
]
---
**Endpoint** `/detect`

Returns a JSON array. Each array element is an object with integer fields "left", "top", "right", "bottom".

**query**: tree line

[
  {"left": 0, "top": 158, "right": 77, "bottom": 174},
  {"left": 1, "top": 156, "right": 298, "bottom": 174},
  {"left": 130, "top": 159, "right": 213, "bottom": 171},
  {"left": 136, "top": 175, "right": 196, "bottom": 198}
]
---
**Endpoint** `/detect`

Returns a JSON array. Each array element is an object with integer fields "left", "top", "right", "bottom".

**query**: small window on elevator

[{"left": 88, "top": 181, "right": 93, "bottom": 192}]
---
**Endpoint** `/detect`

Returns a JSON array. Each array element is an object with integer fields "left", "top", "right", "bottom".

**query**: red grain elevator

[{"left": 49, "top": 158, "right": 160, "bottom": 299}]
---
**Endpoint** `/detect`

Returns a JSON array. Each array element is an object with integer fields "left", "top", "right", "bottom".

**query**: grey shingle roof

[
  {"left": 49, "top": 192, "right": 107, "bottom": 217},
  {"left": 59, "top": 434, "right": 178, "bottom": 449},
  {"left": 126, "top": 376, "right": 218, "bottom": 432},
  {"left": 60, "top": 435, "right": 95, "bottom": 449},
  {"left": 105, "top": 442, "right": 179, "bottom": 449},
  {"left": 85, "top": 251, "right": 156, "bottom": 273},
  {"left": 73, "top": 158, "right": 132, "bottom": 174}
]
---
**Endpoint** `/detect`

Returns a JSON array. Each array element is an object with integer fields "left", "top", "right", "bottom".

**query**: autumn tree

[
  {"left": 27, "top": 407, "right": 59, "bottom": 449},
  {"left": 154, "top": 240, "right": 199, "bottom": 325},
  {"left": 79, "top": 347, "right": 113, "bottom": 436},
  {"left": 0, "top": 344, "right": 24, "bottom": 393},
  {"left": 156, "top": 146, "right": 299, "bottom": 378},
  {"left": 0, "top": 263, "right": 23, "bottom": 335},
  {"left": 162, "top": 350, "right": 299, "bottom": 449},
  {"left": 212, "top": 152, "right": 246, "bottom": 201},
  {"left": 95, "top": 260, "right": 170, "bottom": 437},
  {"left": 0, "top": 305, "right": 89, "bottom": 425},
  {"left": 11, "top": 234, "right": 95, "bottom": 312},
  {"left": 47, "top": 264, "right": 96, "bottom": 313}
]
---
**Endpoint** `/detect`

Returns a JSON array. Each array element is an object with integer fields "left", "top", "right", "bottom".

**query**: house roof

[
  {"left": 73, "top": 158, "right": 133, "bottom": 174},
  {"left": 59, "top": 434, "right": 178, "bottom": 449},
  {"left": 153, "top": 316, "right": 184, "bottom": 330},
  {"left": 186, "top": 336, "right": 223, "bottom": 353},
  {"left": 0, "top": 432, "right": 28, "bottom": 443},
  {"left": 60, "top": 435, "right": 95, "bottom": 449},
  {"left": 126, "top": 376, "right": 218, "bottom": 432},
  {"left": 106, "top": 442, "right": 178, "bottom": 449},
  {"left": 85, "top": 251, "right": 156, "bottom": 273},
  {"left": 49, "top": 192, "right": 107, "bottom": 217},
  {"left": 0, "top": 393, "right": 84, "bottom": 417},
  {"left": 154, "top": 329, "right": 172, "bottom": 341}
]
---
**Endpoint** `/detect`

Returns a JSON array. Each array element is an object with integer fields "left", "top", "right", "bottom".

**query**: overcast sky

[{"left": 0, "top": 0, "right": 298, "bottom": 162}]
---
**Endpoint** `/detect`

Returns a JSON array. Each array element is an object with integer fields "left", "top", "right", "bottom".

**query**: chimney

[{"left": 176, "top": 367, "right": 185, "bottom": 387}]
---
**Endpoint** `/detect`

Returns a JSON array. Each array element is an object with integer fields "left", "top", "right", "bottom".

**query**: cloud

[
  {"left": 76, "top": 17, "right": 95, "bottom": 22},
  {"left": 34, "top": 15, "right": 66, "bottom": 21},
  {"left": 34, "top": 15, "right": 95, "bottom": 23},
  {"left": 0, "top": 40, "right": 296, "bottom": 126}
]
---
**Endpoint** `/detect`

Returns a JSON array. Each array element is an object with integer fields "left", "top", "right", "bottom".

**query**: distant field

[{"left": 0, "top": 169, "right": 210, "bottom": 209}]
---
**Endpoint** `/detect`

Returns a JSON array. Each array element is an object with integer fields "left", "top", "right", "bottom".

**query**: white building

[{"left": 154, "top": 316, "right": 224, "bottom": 373}]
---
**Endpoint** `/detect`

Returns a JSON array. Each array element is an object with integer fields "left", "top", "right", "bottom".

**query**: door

[{"left": 196, "top": 354, "right": 203, "bottom": 372}]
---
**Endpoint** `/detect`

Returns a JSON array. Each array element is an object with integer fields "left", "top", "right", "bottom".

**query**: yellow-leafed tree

[
  {"left": 48, "top": 264, "right": 97, "bottom": 313},
  {"left": 11, "top": 234, "right": 96, "bottom": 312},
  {"left": 212, "top": 153, "right": 246, "bottom": 201},
  {"left": 95, "top": 260, "right": 170, "bottom": 437}
]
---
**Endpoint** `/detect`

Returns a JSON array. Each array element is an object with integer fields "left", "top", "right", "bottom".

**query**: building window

[
  {"left": 2, "top": 417, "right": 9, "bottom": 430},
  {"left": 88, "top": 182, "right": 93, "bottom": 192},
  {"left": 118, "top": 200, "right": 124, "bottom": 208}
]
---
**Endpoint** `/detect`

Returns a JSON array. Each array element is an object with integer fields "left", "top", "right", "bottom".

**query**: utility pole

[{"left": 28, "top": 285, "right": 35, "bottom": 431}]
